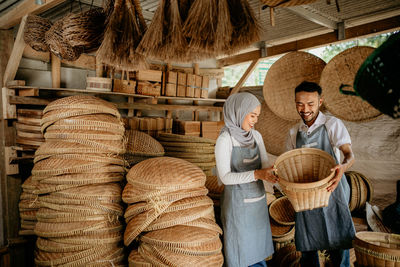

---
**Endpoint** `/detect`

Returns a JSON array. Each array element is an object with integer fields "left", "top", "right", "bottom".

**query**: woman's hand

[{"left": 255, "top": 166, "right": 279, "bottom": 183}]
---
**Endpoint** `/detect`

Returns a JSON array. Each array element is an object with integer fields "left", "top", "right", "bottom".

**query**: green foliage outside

[{"left": 222, "top": 32, "right": 395, "bottom": 87}]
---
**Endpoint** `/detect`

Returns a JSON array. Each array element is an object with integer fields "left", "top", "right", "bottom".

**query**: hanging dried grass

[
  {"left": 24, "top": 15, "right": 53, "bottom": 52},
  {"left": 214, "top": 0, "right": 233, "bottom": 53},
  {"left": 62, "top": 8, "right": 106, "bottom": 52},
  {"left": 97, "top": 0, "right": 147, "bottom": 71}
]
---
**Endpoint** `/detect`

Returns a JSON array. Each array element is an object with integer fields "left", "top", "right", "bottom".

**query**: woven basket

[
  {"left": 275, "top": 148, "right": 336, "bottom": 212},
  {"left": 43, "top": 129, "right": 124, "bottom": 141},
  {"left": 129, "top": 249, "right": 152, "bottom": 267},
  {"left": 125, "top": 130, "right": 164, "bottom": 157},
  {"left": 353, "top": 231, "right": 400, "bottom": 267},
  {"left": 269, "top": 196, "right": 295, "bottom": 225},
  {"left": 48, "top": 230, "right": 122, "bottom": 245},
  {"left": 39, "top": 173, "right": 124, "bottom": 186},
  {"left": 52, "top": 113, "right": 123, "bottom": 126},
  {"left": 34, "top": 153, "right": 125, "bottom": 165},
  {"left": 347, "top": 172, "right": 359, "bottom": 212},
  {"left": 43, "top": 95, "right": 118, "bottom": 114},
  {"left": 39, "top": 201, "right": 124, "bottom": 216},
  {"left": 157, "top": 133, "right": 216, "bottom": 144},
  {"left": 320, "top": 46, "right": 382, "bottom": 122},
  {"left": 255, "top": 101, "right": 299, "bottom": 156},
  {"left": 24, "top": 15, "right": 52, "bottom": 52},
  {"left": 205, "top": 176, "right": 224, "bottom": 195},
  {"left": 35, "top": 140, "right": 125, "bottom": 155},
  {"left": 264, "top": 51, "right": 326, "bottom": 121},
  {"left": 181, "top": 217, "right": 223, "bottom": 234},
  {"left": 45, "top": 17, "right": 82, "bottom": 61},
  {"left": 36, "top": 237, "right": 92, "bottom": 253}
]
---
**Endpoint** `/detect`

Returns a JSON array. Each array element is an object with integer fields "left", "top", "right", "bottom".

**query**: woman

[{"left": 215, "top": 92, "right": 279, "bottom": 267}]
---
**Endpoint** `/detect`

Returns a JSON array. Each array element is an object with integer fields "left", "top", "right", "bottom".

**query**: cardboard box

[
  {"left": 177, "top": 85, "right": 186, "bottom": 97},
  {"left": 177, "top": 72, "right": 187, "bottom": 86},
  {"left": 186, "top": 73, "right": 195, "bottom": 86},
  {"left": 166, "top": 71, "right": 177, "bottom": 84},
  {"left": 136, "top": 70, "right": 162, "bottom": 82},
  {"left": 165, "top": 83, "right": 177, "bottom": 96},
  {"left": 186, "top": 86, "right": 195, "bottom": 98},
  {"left": 195, "top": 75, "right": 202, "bottom": 88},
  {"left": 194, "top": 88, "right": 201, "bottom": 98},
  {"left": 201, "top": 89, "right": 208, "bottom": 99}
]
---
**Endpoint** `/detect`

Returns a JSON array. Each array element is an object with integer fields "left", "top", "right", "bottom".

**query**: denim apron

[
  {"left": 221, "top": 138, "right": 274, "bottom": 267},
  {"left": 295, "top": 124, "right": 355, "bottom": 251}
]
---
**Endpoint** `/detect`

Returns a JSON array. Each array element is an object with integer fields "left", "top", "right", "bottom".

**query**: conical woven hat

[
  {"left": 263, "top": 51, "right": 326, "bottom": 121},
  {"left": 122, "top": 183, "right": 208, "bottom": 204},
  {"left": 35, "top": 140, "right": 125, "bottom": 155},
  {"left": 125, "top": 130, "right": 164, "bottom": 157},
  {"left": 205, "top": 176, "right": 224, "bottom": 194},
  {"left": 124, "top": 202, "right": 171, "bottom": 246},
  {"left": 86, "top": 247, "right": 125, "bottom": 267},
  {"left": 125, "top": 195, "right": 213, "bottom": 223},
  {"left": 129, "top": 249, "right": 152, "bottom": 267},
  {"left": 34, "top": 153, "right": 125, "bottom": 165},
  {"left": 269, "top": 196, "right": 295, "bottom": 226},
  {"left": 320, "top": 46, "right": 381, "bottom": 122},
  {"left": 127, "top": 157, "right": 206, "bottom": 191},
  {"left": 157, "top": 133, "right": 216, "bottom": 144},
  {"left": 181, "top": 217, "right": 223, "bottom": 234},
  {"left": 36, "top": 237, "right": 93, "bottom": 253},
  {"left": 139, "top": 243, "right": 224, "bottom": 267},
  {"left": 18, "top": 115, "right": 41, "bottom": 126},
  {"left": 38, "top": 172, "right": 124, "bottom": 186},
  {"left": 49, "top": 231, "right": 122, "bottom": 245},
  {"left": 44, "top": 129, "right": 124, "bottom": 141},
  {"left": 255, "top": 101, "right": 299, "bottom": 155},
  {"left": 145, "top": 204, "right": 215, "bottom": 232}
]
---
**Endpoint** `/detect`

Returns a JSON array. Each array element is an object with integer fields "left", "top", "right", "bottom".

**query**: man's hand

[
  {"left": 255, "top": 166, "right": 280, "bottom": 183},
  {"left": 327, "top": 143, "right": 355, "bottom": 192}
]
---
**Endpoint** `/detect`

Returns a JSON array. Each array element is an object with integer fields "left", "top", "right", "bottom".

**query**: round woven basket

[
  {"left": 269, "top": 196, "right": 295, "bottom": 225},
  {"left": 49, "top": 230, "right": 123, "bottom": 245},
  {"left": 24, "top": 15, "right": 52, "bottom": 52},
  {"left": 320, "top": 46, "right": 381, "bottom": 122},
  {"left": 35, "top": 139, "right": 125, "bottom": 155},
  {"left": 263, "top": 51, "right": 326, "bottom": 121},
  {"left": 157, "top": 133, "right": 216, "bottom": 144},
  {"left": 347, "top": 171, "right": 359, "bottom": 212},
  {"left": 38, "top": 172, "right": 124, "bottom": 186},
  {"left": 275, "top": 148, "right": 336, "bottom": 212},
  {"left": 44, "top": 17, "right": 82, "bottom": 61},
  {"left": 43, "top": 129, "right": 124, "bottom": 141},
  {"left": 36, "top": 237, "right": 92, "bottom": 253},
  {"left": 205, "top": 175, "right": 224, "bottom": 195},
  {"left": 353, "top": 231, "right": 400, "bottom": 267},
  {"left": 125, "top": 130, "right": 164, "bottom": 157},
  {"left": 256, "top": 101, "right": 299, "bottom": 156}
]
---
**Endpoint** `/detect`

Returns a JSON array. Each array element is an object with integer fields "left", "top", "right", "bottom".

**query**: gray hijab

[{"left": 221, "top": 92, "right": 261, "bottom": 147}]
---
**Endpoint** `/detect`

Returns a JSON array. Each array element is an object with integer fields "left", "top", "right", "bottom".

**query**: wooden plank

[
  {"left": 217, "top": 16, "right": 400, "bottom": 67},
  {"left": 2, "top": 15, "right": 27, "bottom": 87},
  {"left": 136, "top": 70, "right": 162, "bottom": 82},
  {"left": 9, "top": 95, "right": 50, "bottom": 105},
  {"left": 4, "top": 147, "right": 18, "bottom": 175},
  {"left": 5, "top": 80, "right": 25, "bottom": 87},
  {"left": 2, "top": 88, "right": 16, "bottom": 119},
  {"left": 230, "top": 60, "right": 259, "bottom": 95},
  {"left": 0, "top": 0, "right": 67, "bottom": 30},
  {"left": 18, "top": 88, "right": 38, "bottom": 96},
  {"left": 51, "top": 54, "right": 61, "bottom": 88}
]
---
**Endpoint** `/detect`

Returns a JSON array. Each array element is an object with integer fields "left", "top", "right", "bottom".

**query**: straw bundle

[
  {"left": 97, "top": 0, "right": 148, "bottom": 71},
  {"left": 24, "top": 15, "right": 52, "bottom": 52},
  {"left": 62, "top": 8, "right": 106, "bottom": 52},
  {"left": 122, "top": 157, "right": 223, "bottom": 266},
  {"left": 29, "top": 95, "right": 125, "bottom": 266}
]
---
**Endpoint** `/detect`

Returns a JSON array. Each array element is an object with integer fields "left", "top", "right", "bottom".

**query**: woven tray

[
  {"left": 39, "top": 173, "right": 124, "bottom": 186},
  {"left": 126, "top": 157, "right": 206, "bottom": 191},
  {"left": 269, "top": 196, "right": 295, "bottom": 226},
  {"left": 205, "top": 176, "right": 224, "bottom": 194},
  {"left": 35, "top": 140, "right": 125, "bottom": 155},
  {"left": 48, "top": 231, "right": 122, "bottom": 245},
  {"left": 320, "top": 46, "right": 381, "bottom": 122},
  {"left": 44, "top": 129, "right": 124, "bottom": 141},
  {"left": 263, "top": 51, "right": 326, "bottom": 121},
  {"left": 275, "top": 148, "right": 336, "bottom": 212},
  {"left": 125, "top": 130, "right": 164, "bottom": 157},
  {"left": 34, "top": 153, "right": 125, "bottom": 166},
  {"left": 43, "top": 95, "right": 118, "bottom": 114},
  {"left": 163, "top": 145, "right": 215, "bottom": 154},
  {"left": 157, "top": 133, "right": 216, "bottom": 144},
  {"left": 39, "top": 201, "right": 124, "bottom": 216},
  {"left": 129, "top": 249, "right": 152, "bottom": 267}
]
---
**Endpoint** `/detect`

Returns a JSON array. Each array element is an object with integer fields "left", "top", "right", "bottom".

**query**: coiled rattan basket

[{"left": 275, "top": 148, "right": 336, "bottom": 212}]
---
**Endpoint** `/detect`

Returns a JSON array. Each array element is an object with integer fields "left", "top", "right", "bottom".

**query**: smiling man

[{"left": 285, "top": 81, "right": 356, "bottom": 267}]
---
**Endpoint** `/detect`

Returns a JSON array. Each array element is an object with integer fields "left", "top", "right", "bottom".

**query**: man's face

[{"left": 295, "top": 91, "right": 322, "bottom": 126}]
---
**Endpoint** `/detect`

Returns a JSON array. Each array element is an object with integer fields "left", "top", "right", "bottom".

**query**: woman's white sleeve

[{"left": 215, "top": 133, "right": 256, "bottom": 185}]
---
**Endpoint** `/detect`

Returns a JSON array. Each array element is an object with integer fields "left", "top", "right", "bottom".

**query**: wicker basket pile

[
  {"left": 16, "top": 109, "right": 44, "bottom": 149},
  {"left": 124, "top": 130, "right": 165, "bottom": 166},
  {"left": 18, "top": 177, "right": 40, "bottom": 236},
  {"left": 156, "top": 133, "right": 216, "bottom": 176},
  {"left": 29, "top": 95, "right": 126, "bottom": 266},
  {"left": 122, "top": 157, "right": 223, "bottom": 266},
  {"left": 346, "top": 171, "right": 373, "bottom": 212},
  {"left": 205, "top": 175, "right": 224, "bottom": 206}
]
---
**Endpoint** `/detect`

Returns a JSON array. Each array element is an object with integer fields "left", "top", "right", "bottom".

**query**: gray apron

[
  {"left": 295, "top": 124, "right": 355, "bottom": 251},
  {"left": 221, "top": 138, "right": 274, "bottom": 267}
]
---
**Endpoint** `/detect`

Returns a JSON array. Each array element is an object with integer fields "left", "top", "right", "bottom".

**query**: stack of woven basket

[
  {"left": 18, "top": 177, "right": 40, "bottom": 236},
  {"left": 122, "top": 156, "right": 223, "bottom": 266},
  {"left": 156, "top": 133, "right": 216, "bottom": 176},
  {"left": 345, "top": 171, "right": 373, "bottom": 212},
  {"left": 16, "top": 108, "right": 44, "bottom": 149},
  {"left": 31, "top": 95, "right": 126, "bottom": 266}
]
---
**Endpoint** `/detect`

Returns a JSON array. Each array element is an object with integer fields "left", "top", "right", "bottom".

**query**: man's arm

[{"left": 327, "top": 143, "right": 355, "bottom": 192}]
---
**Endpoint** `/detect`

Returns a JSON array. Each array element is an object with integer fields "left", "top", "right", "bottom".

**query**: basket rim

[
  {"left": 353, "top": 231, "right": 400, "bottom": 258},
  {"left": 269, "top": 196, "right": 295, "bottom": 226}
]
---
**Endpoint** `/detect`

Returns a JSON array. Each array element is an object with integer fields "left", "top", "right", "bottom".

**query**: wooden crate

[
  {"left": 136, "top": 70, "right": 162, "bottom": 82},
  {"left": 177, "top": 72, "right": 187, "bottom": 86},
  {"left": 186, "top": 73, "right": 195, "bottom": 87},
  {"left": 194, "top": 88, "right": 201, "bottom": 98},
  {"left": 174, "top": 120, "right": 201, "bottom": 136},
  {"left": 201, "top": 89, "right": 208, "bottom": 99},
  {"left": 156, "top": 117, "right": 165, "bottom": 131},
  {"left": 136, "top": 81, "right": 161, "bottom": 96},
  {"left": 186, "top": 86, "right": 194, "bottom": 98},
  {"left": 165, "top": 83, "right": 177, "bottom": 96},
  {"left": 164, "top": 118, "right": 173, "bottom": 131},
  {"left": 113, "top": 79, "right": 136, "bottom": 94},
  {"left": 177, "top": 85, "right": 186, "bottom": 97},
  {"left": 195, "top": 75, "right": 202, "bottom": 88},
  {"left": 165, "top": 71, "right": 177, "bottom": 84},
  {"left": 202, "top": 76, "right": 209, "bottom": 89}
]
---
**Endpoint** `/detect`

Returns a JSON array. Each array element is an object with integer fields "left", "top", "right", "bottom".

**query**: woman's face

[{"left": 242, "top": 105, "right": 261, "bottom": 132}]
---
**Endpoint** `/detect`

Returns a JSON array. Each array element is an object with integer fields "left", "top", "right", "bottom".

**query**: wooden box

[
  {"left": 166, "top": 71, "right": 177, "bottom": 84},
  {"left": 136, "top": 81, "right": 161, "bottom": 96},
  {"left": 202, "top": 76, "right": 209, "bottom": 89},
  {"left": 195, "top": 75, "right": 202, "bottom": 88},
  {"left": 186, "top": 73, "right": 195, "bottom": 86},
  {"left": 177, "top": 85, "right": 186, "bottom": 97},
  {"left": 186, "top": 86, "right": 194, "bottom": 98},
  {"left": 87, "top": 77, "right": 113, "bottom": 92},
  {"left": 128, "top": 117, "right": 141, "bottom": 130},
  {"left": 139, "top": 117, "right": 157, "bottom": 131},
  {"left": 165, "top": 83, "right": 177, "bottom": 97},
  {"left": 202, "top": 121, "right": 224, "bottom": 140},
  {"left": 113, "top": 79, "right": 136, "bottom": 94},
  {"left": 194, "top": 88, "right": 201, "bottom": 98},
  {"left": 174, "top": 120, "right": 201, "bottom": 136},
  {"left": 164, "top": 118, "right": 173, "bottom": 131},
  {"left": 136, "top": 70, "right": 162, "bottom": 82},
  {"left": 201, "top": 89, "right": 208, "bottom": 99},
  {"left": 177, "top": 72, "right": 187, "bottom": 86}
]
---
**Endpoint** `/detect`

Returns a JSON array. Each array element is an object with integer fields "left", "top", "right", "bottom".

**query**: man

[{"left": 286, "top": 81, "right": 356, "bottom": 267}]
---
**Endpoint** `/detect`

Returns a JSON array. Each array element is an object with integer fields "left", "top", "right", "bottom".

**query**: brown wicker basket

[
  {"left": 125, "top": 130, "right": 164, "bottom": 157},
  {"left": 269, "top": 196, "right": 295, "bottom": 225},
  {"left": 275, "top": 148, "right": 336, "bottom": 212},
  {"left": 24, "top": 15, "right": 52, "bottom": 52},
  {"left": 353, "top": 231, "right": 400, "bottom": 267}
]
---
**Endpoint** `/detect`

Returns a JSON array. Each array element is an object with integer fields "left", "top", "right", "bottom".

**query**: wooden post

[
  {"left": 230, "top": 59, "right": 259, "bottom": 96},
  {"left": 193, "top": 63, "right": 200, "bottom": 120},
  {"left": 51, "top": 53, "right": 61, "bottom": 88},
  {"left": 128, "top": 96, "right": 134, "bottom": 117},
  {"left": 95, "top": 56, "right": 104, "bottom": 77}
]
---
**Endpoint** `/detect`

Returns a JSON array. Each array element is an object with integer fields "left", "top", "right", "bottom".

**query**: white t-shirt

[
  {"left": 215, "top": 130, "right": 270, "bottom": 185},
  {"left": 286, "top": 112, "right": 352, "bottom": 161}
]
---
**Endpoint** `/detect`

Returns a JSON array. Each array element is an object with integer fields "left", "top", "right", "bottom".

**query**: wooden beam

[
  {"left": 230, "top": 60, "right": 259, "bottom": 95},
  {"left": 2, "top": 15, "right": 27, "bottom": 87},
  {"left": 51, "top": 54, "right": 61, "bottom": 88},
  {"left": 0, "top": 0, "right": 67, "bottom": 30},
  {"left": 217, "top": 15, "right": 400, "bottom": 67}
]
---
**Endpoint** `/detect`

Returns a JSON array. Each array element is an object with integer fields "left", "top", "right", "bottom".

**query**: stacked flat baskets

[
  {"left": 122, "top": 157, "right": 223, "bottom": 266},
  {"left": 346, "top": 171, "right": 373, "bottom": 212},
  {"left": 124, "top": 130, "right": 165, "bottom": 166},
  {"left": 156, "top": 133, "right": 216, "bottom": 176},
  {"left": 31, "top": 95, "right": 126, "bottom": 266},
  {"left": 269, "top": 196, "right": 296, "bottom": 250},
  {"left": 16, "top": 109, "right": 44, "bottom": 149},
  {"left": 19, "top": 177, "right": 40, "bottom": 235},
  {"left": 275, "top": 148, "right": 336, "bottom": 212},
  {"left": 353, "top": 231, "right": 400, "bottom": 267}
]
